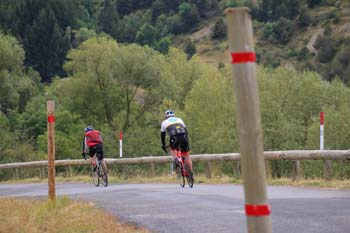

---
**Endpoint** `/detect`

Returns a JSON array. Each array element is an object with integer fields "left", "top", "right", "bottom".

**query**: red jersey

[{"left": 84, "top": 130, "right": 102, "bottom": 147}]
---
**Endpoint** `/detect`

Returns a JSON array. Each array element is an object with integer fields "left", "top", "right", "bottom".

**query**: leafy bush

[
  {"left": 263, "top": 18, "right": 294, "bottom": 44},
  {"left": 307, "top": 0, "right": 322, "bottom": 8},
  {"left": 316, "top": 36, "right": 337, "bottom": 63},
  {"left": 184, "top": 39, "right": 196, "bottom": 59},
  {"left": 298, "top": 8, "right": 312, "bottom": 28},
  {"left": 211, "top": 18, "right": 226, "bottom": 39}
]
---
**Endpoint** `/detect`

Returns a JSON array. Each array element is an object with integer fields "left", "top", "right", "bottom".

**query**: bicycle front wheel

[
  {"left": 186, "top": 172, "right": 194, "bottom": 188},
  {"left": 91, "top": 164, "right": 99, "bottom": 187},
  {"left": 176, "top": 164, "right": 185, "bottom": 188},
  {"left": 183, "top": 164, "right": 193, "bottom": 188}
]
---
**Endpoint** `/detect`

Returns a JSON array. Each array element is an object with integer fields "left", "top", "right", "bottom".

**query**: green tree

[
  {"left": 112, "top": 44, "right": 163, "bottom": 130},
  {"left": 64, "top": 37, "right": 165, "bottom": 133},
  {"left": 97, "top": 0, "right": 119, "bottom": 39},
  {"left": 307, "top": 0, "right": 322, "bottom": 8},
  {"left": 64, "top": 36, "right": 122, "bottom": 131},
  {"left": 151, "top": 0, "right": 166, "bottom": 21},
  {"left": 166, "top": 13, "right": 183, "bottom": 34},
  {"left": 0, "top": 33, "right": 40, "bottom": 115},
  {"left": 0, "top": 71, "right": 19, "bottom": 114},
  {"left": 0, "top": 33, "right": 25, "bottom": 71},
  {"left": 211, "top": 18, "right": 226, "bottom": 39},
  {"left": 163, "top": 48, "right": 202, "bottom": 109},
  {"left": 117, "top": 11, "right": 144, "bottom": 43},
  {"left": 72, "top": 27, "right": 97, "bottom": 48},
  {"left": 184, "top": 66, "right": 238, "bottom": 154},
  {"left": 116, "top": 0, "right": 134, "bottom": 15},
  {"left": 259, "top": 0, "right": 300, "bottom": 21},
  {"left": 156, "top": 37, "right": 171, "bottom": 54},
  {"left": 184, "top": 39, "right": 196, "bottom": 59},
  {"left": 316, "top": 36, "right": 337, "bottom": 63},
  {"left": 26, "top": 6, "right": 69, "bottom": 79},
  {"left": 135, "top": 23, "right": 158, "bottom": 46},
  {"left": 179, "top": 3, "right": 200, "bottom": 32}
]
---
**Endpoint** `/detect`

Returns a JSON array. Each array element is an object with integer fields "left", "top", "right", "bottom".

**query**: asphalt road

[{"left": 1, "top": 182, "right": 350, "bottom": 233}]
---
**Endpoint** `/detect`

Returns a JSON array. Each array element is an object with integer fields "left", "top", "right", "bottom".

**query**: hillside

[
  {"left": 188, "top": 1, "right": 350, "bottom": 84},
  {"left": 1, "top": 0, "right": 349, "bottom": 83}
]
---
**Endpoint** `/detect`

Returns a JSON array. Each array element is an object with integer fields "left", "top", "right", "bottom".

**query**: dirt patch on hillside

[
  {"left": 190, "top": 22, "right": 215, "bottom": 43},
  {"left": 306, "top": 28, "right": 324, "bottom": 54}
]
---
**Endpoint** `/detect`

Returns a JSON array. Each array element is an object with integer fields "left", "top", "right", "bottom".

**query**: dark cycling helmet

[
  {"left": 85, "top": 125, "right": 94, "bottom": 132},
  {"left": 164, "top": 109, "right": 175, "bottom": 118}
]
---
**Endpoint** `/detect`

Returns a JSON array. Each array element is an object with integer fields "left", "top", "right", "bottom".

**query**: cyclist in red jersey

[
  {"left": 161, "top": 110, "right": 193, "bottom": 177},
  {"left": 82, "top": 126, "right": 106, "bottom": 171}
]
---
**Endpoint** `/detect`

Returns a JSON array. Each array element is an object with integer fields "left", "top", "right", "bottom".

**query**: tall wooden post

[
  {"left": 47, "top": 101, "right": 56, "bottom": 201},
  {"left": 225, "top": 8, "right": 272, "bottom": 233}
]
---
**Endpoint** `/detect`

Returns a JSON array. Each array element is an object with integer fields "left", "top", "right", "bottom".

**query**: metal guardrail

[{"left": 1, "top": 150, "right": 350, "bottom": 170}]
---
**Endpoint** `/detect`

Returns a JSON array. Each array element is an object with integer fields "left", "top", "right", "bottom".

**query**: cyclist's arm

[
  {"left": 82, "top": 136, "right": 88, "bottom": 153},
  {"left": 161, "top": 131, "right": 166, "bottom": 146}
]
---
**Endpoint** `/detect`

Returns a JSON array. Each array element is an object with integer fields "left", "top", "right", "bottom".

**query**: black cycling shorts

[
  {"left": 169, "top": 133, "right": 189, "bottom": 152},
  {"left": 89, "top": 143, "right": 103, "bottom": 160}
]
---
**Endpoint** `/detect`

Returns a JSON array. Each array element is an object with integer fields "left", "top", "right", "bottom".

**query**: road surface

[{"left": 1, "top": 183, "right": 350, "bottom": 233}]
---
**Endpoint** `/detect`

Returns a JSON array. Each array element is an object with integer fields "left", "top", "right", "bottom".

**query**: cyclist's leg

[
  {"left": 169, "top": 136, "right": 178, "bottom": 160},
  {"left": 96, "top": 144, "right": 107, "bottom": 173},
  {"left": 180, "top": 134, "right": 192, "bottom": 173},
  {"left": 88, "top": 146, "right": 97, "bottom": 169},
  {"left": 169, "top": 148, "right": 177, "bottom": 160},
  {"left": 101, "top": 159, "right": 107, "bottom": 172},
  {"left": 183, "top": 152, "right": 193, "bottom": 173}
]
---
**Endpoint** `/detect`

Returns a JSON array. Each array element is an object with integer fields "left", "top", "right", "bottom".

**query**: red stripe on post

[
  {"left": 245, "top": 204, "right": 271, "bottom": 216},
  {"left": 47, "top": 115, "right": 55, "bottom": 123},
  {"left": 231, "top": 52, "right": 256, "bottom": 64},
  {"left": 320, "top": 112, "right": 324, "bottom": 125},
  {"left": 119, "top": 131, "right": 123, "bottom": 140}
]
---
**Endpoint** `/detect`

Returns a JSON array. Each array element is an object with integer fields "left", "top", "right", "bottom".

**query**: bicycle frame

[
  {"left": 171, "top": 146, "right": 193, "bottom": 188},
  {"left": 175, "top": 148, "right": 188, "bottom": 177}
]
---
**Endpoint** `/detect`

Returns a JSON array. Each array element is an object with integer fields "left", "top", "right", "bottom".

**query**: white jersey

[{"left": 161, "top": 117, "right": 186, "bottom": 132}]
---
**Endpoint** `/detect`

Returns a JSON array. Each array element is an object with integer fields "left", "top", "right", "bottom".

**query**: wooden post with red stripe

[
  {"left": 320, "top": 112, "right": 324, "bottom": 150},
  {"left": 320, "top": 112, "right": 332, "bottom": 180},
  {"left": 225, "top": 8, "right": 272, "bottom": 233},
  {"left": 47, "top": 100, "right": 56, "bottom": 201},
  {"left": 119, "top": 131, "right": 123, "bottom": 158}
]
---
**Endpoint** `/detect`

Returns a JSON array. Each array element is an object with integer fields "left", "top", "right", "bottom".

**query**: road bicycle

[
  {"left": 169, "top": 146, "right": 194, "bottom": 188},
  {"left": 86, "top": 153, "right": 108, "bottom": 187}
]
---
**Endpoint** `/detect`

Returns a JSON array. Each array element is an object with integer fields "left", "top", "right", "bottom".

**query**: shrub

[
  {"left": 211, "top": 18, "right": 226, "bottom": 39},
  {"left": 316, "top": 36, "right": 337, "bottom": 63}
]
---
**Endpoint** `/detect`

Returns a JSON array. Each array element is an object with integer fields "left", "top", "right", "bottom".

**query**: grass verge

[{"left": 0, "top": 196, "right": 148, "bottom": 233}]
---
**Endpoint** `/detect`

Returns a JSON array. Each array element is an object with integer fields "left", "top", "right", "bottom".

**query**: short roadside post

[
  {"left": 119, "top": 131, "right": 123, "bottom": 158},
  {"left": 47, "top": 100, "right": 56, "bottom": 201},
  {"left": 119, "top": 130, "right": 128, "bottom": 179},
  {"left": 225, "top": 7, "right": 272, "bottom": 233},
  {"left": 321, "top": 112, "right": 332, "bottom": 180}
]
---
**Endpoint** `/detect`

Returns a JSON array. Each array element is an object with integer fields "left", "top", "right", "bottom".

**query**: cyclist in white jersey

[{"left": 161, "top": 109, "right": 193, "bottom": 175}]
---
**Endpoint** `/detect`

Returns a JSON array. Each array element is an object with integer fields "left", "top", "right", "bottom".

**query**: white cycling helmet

[
  {"left": 85, "top": 125, "right": 94, "bottom": 132},
  {"left": 164, "top": 109, "right": 175, "bottom": 118}
]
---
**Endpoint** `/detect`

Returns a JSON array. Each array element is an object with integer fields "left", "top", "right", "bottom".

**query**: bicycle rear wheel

[
  {"left": 91, "top": 164, "right": 100, "bottom": 187},
  {"left": 100, "top": 162, "right": 108, "bottom": 187}
]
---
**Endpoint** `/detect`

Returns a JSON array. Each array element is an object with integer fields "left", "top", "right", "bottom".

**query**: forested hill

[
  {"left": 1, "top": 0, "right": 350, "bottom": 83},
  {"left": 2, "top": 0, "right": 350, "bottom": 181}
]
